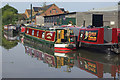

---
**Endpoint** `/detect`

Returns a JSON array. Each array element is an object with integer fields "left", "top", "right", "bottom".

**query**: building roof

[
  {"left": 88, "top": 6, "right": 118, "bottom": 12},
  {"left": 26, "top": 9, "right": 31, "bottom": 15},
  {"left": 60, "top": 8, "right": 69, "bottom": 13},
  {"left": 42, "top": 4, "right": 53, "bottom": 11},
  {"left": 33, "top": 4, "right": 53, "bottom": 12},
  {"left": 36, "top": 12, "right": 43, "bottom": 16},
  {"left": 60, "top": 8, "right": 65, "bottom": 12},
  {"left": 44, "top": 12, "right": 76, "bottom": 17},
  {"left": 33, "top": 7, "right": 42, "bottom": 12}
]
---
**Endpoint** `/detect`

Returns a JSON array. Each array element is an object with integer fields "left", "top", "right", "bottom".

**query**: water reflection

[
  {"left": 4, "top": 30, "right": 18, "bottom": 41},
  {"left": 22, "top": 35, "right": 120, "bottom": 79},
  {"left": 23, "top": 36, "right": 75, "bottom": 72},
  {"left": 2, "top": 31, "right": 19, "bottom": 49},
  {"left": 76, "top": 48, "right": 120, "bottom": 79},
  {"left": 2, "top": 31, "right": 120, "bottom": 78}
]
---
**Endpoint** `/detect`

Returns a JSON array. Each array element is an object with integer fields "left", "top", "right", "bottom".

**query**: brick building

[
  {"left": 25, "top": 9, "right": 31, "bottom": 18},
  {"left": 35, "top": 4, "right": 67, "bottom": 25}
]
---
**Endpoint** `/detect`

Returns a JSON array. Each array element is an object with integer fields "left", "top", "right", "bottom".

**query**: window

[
  {"left": 56, "top": 10, "right": 58, "bottom": 13},
  {"left": 50, "top": 10, "right": 52, "bottom": 13},
  {"left": 37, "top": 31, "right": 39, "bottom": 37},
  {"left": 32, "top": 30, "right": 34, "bottom": 36},
  {"left": 27, "top": 29, "right": 29, "bottom": 33},
  {"left": 42, "top": 32, "right": 45, "bottom": 39},
  {"left": 52, "top": 8, "right": 56, "bottom": 10},
  {"left": 42, "top": 53, "right": 44, "bottom": 58},
  {"left": 32, "top": 49, "right": 34, "bottom": 53},
  {"left": 44, "top": 18, "right": 47, "bottom": 23},
  {"left": 26, "top": 47, "right": 29, "bottom": 51}
]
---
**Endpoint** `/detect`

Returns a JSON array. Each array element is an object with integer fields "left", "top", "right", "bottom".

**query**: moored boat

[
  {"left": 24, "top": 26, "right": 76, "bottom": 52},
  {"left": 77, "top": 27, "right": 120, "bottom": 53},
  {"left": 4, "top": 24, "right": 19, "bottom": 34}
]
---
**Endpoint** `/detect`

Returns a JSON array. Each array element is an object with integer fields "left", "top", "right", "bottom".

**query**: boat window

[
  {"left": 42, "top": 53, "right": 44, "bottom": 58},
  {"left": 42, "top": 32, "right": 45, "bottom": 39},
  {"left": 32, "top": 49, "right": 34, "bottom": 53},
  {"left": 36, "top": 51, "right": 39, "bottom": 57},
  {"left": 37, "top": 31, "right": 39, "bottom": 37},
  {"left": 26, "top": 47, "right": 29, "bottom": 51},
  {"left": 27, "top": 29, "right": 29, "bottom": 34},
  {"left": 79, "top": 30, "right": 85, "bottom": 40},
  {"left": 80, "top": 34, "right": 83, "bottom": 38},
  {"left": 32, "top": 30, "right": 34, "bottom": 36},
  {"left": 70, "top": 37, "right": 74, "bottom": 42}
]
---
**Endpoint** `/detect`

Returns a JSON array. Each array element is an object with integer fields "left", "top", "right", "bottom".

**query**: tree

[
  {"left": 2, "top": 4, "right": 18, "bottom": 25},
  {"left": 2, "top": 4, "right": 18, "bottom": 14},
  {"left": 17, "top": 14, "right": 26, "bottom": 20},
  {"left": 2, "top": 11, "right": 18, "bottom": 25}
]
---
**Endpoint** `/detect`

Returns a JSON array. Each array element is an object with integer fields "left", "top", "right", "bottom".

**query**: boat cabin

[
  {"left": 25, "top": 26, "right": 75, "bottom": 44},
  {"left": 78, "top": 27, "right": 118, "bottom": 45}
]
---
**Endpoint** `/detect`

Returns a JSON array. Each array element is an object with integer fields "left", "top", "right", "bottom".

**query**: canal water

[{"left": 2, "top": 32, "right": 120, "bottom": 79}]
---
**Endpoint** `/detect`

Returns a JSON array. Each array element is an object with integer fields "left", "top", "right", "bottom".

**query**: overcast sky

[{"left": 1, "top": 2, "right": 118, "bottom": 13}]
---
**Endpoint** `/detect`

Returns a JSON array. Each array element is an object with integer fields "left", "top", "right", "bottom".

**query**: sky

[{"left": 1, "top": 2, "right": 119, "bottom": 13}]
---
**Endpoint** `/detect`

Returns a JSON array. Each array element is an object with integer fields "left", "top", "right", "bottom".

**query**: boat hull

[{"left": 24, "top": 32, "right": 76, "bottom": 53}]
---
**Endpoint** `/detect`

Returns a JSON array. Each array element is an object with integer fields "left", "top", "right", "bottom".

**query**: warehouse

[
  {"left": 76, "top": 11, "right": 118, "bottom": 28},
  {"left": 76, "top": 5, "right": 119, "bottom": 28},
  {"left": 42, "top": 5, "right": 120, "bottom": 28}
]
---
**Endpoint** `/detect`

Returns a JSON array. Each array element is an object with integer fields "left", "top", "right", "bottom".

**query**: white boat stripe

[{"left": 54, "top": 44, "right": 76, "bottom": 48}]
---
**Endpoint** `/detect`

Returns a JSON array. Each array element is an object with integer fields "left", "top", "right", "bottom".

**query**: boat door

[{"left": 56, "top": 29, "right": 65, "bottom": 43}]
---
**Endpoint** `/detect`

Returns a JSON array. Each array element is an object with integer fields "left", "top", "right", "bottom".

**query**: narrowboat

[
  {"left": 77, "top": 27, "right": 120, "bottom": 53},
  {"left": 4, "top": 25, "right": 16, "bottom": 31},
  {"left": 4, "top": 24, "right": 19, "bottom": 33},
  {"left": 24, "top": 26, "right": 76, "bottom": 52}
]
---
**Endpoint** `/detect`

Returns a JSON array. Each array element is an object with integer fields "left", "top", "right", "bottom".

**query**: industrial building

[{"left": 42, "top": 5, "right": 120, "bottom": 28}]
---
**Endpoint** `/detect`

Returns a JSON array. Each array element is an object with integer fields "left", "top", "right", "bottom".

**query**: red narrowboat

[{"left": 77, "top": 27, "right": 120, "bottom": 53}]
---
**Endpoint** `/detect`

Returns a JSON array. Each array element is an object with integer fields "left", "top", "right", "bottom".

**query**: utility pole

[
  {"left": 31, "top": 4, "right": 32, "bottom": 24},
  {"left": 118, "top": 2, "right": 120, "bottom": 28}
]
